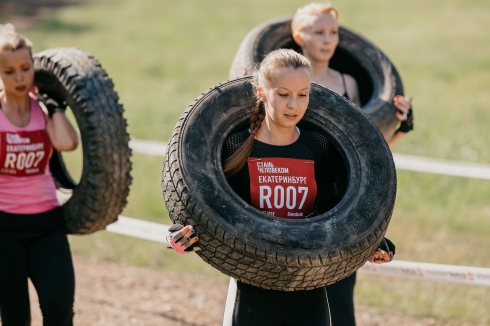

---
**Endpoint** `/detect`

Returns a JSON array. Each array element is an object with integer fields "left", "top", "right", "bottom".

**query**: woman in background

[
  {"left": 0, "top": 25, "right": 79, "bottom": 326},
  {"left": 291, "top": 3, "right": 410, "bottom": 324},
  {"left": 292, "top": 2, "right": 413, "bottom": 148}
]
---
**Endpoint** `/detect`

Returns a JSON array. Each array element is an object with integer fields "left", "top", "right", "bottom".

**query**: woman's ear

[{"left": 293, "top": 33, "right": 304, "bottom": 47}]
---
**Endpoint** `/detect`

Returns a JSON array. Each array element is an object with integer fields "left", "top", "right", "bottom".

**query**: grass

[{"left": 4, "top": 0, "right": 490, "bottom": 323}]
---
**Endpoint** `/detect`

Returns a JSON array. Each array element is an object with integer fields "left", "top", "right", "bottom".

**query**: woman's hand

[
  {"left": 393, "top": 95, "right": 411, "bottom": 121},
  {"left": 166, "top": 224, "right": 200, "bottom": 254},
  {"left": 368, "top": 248, "right": 393, "bottom": 264},
  {"left": 369, "top": 238, "right": 395, "bottom": 264},
  {"left": 388, "top": 95, "right": 413, "bottom": 147}
]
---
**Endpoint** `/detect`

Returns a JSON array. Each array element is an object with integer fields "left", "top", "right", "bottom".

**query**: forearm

[
  {"left": 47, "top": 112, "right": 79, "bottom": 151},
  {"left": 387, "top": 130, "right": 407, "bottom": 148}
]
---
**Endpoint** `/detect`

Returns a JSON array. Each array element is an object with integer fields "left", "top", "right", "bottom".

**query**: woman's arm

[
  {"left": 46, "top": 112, "right": 79, "bottom": 151},
  {"left": 387, "top": 130, "right": 408, "bottom": 147},
  {"left": 40, "top": 96, "right": 79, "bottom": 152},
  {"left": 388, "top": 96, "right": 413, "bottom": 147}
]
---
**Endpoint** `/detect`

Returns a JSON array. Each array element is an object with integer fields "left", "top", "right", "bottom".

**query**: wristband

[
  {"left": 382, "top": 238, "right": 396, "bottom": 256},
  {"left": 51, "top": 108, "right": 66, "bottom": 116},
  {"left": 39, "top": 94, "right": 67, "bottom": 118},
  {"left": 398, "top": 107, "right": 413, "bottom": 133}
]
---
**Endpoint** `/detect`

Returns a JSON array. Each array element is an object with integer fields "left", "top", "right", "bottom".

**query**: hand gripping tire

[
  {"left": 229, "top": 16, "right": 404, "bottom": 141},
  {"left": 162, "top": 76, "right": 396, "bottom": 291},
  {"left": 34, "top": 48, "right": 132, "bottom": 235}
]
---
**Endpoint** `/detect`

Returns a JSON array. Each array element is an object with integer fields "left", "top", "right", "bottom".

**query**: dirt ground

[{"left": 26, "top": 255, "right": 472, "bottom": 326}]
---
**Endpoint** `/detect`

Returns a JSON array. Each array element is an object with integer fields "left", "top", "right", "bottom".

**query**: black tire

[
  {"left": 34, "top": 48, "right": 132, "bottom": 235},
  {"left": 162, "top": 77, "right": 396, "bottom": 291},
  {"left": 229, "top": 16, "right": 404, "bottom": 141}
]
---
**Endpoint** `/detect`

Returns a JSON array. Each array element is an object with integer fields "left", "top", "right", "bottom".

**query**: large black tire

[
  {"left": 162, "top": 77, "right": 396, "bottom": 291},
  {"left": 229, "top": 16, "right": 404, "bottom": 141},
  {"left": 34, "top": 48, "right": 132, "bottom": 235}
]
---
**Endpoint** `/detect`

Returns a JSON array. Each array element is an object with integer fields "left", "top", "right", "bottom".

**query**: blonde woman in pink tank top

[{"left": 0, "top": 25, "right": 79, "bottom": 326}]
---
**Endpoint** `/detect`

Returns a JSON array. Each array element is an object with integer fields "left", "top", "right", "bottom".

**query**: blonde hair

[
  {"left": 223, "top": 49, "right": 311, "bottom": 179},
  {"left": 0, "top": 24, "right": 33, "bottom": 58},
  {"left": 291, "top": 2, "right": 339, "bottom": 35}
]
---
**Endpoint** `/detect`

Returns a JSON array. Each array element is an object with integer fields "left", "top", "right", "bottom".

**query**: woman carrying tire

[
  {"left": 0, "top": 26, "right": 79, "bottom": 325},
  {"left": 292, "top": 2, "right": 413, "bottom": 148},
  {"left": 291, "top": 3, "right": 410, "bottom": 324},
  {"left": 167, "top": 49, "right": 394, "bottom": 326}
]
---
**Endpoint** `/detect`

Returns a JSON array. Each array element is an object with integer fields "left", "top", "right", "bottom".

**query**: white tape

[
  {"left": 106, "top": 215, "right": 169, "bottom": 243},
  {"left": 360, "top": 260, "right": 490, "bottom": 287},
  {"left": 105, "top": 216, "right": 490, "bottom": 287},
  {"left": 129, "top": 138, "right": 490, "bottom": 180},
  {"left": 129, "top": 139, "right": 166, "bottom": 156},
  {"left": 393, "top": 153, "right": 490, "bottom": 180}
]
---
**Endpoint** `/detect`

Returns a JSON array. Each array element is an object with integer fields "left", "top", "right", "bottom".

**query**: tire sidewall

[{"left": 34, "top": 48, "right": 132, "bottom": 234}]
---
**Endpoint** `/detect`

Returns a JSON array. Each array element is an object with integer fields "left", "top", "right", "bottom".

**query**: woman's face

[
  {"left": 258, "top": 66, "right": 310, "bottom": 130},
  {"left": 0, "top": 48, "right": 34, "bottom": 99},
  {"left": 294, "top": 13, "right": 339, "bottom": 64}
]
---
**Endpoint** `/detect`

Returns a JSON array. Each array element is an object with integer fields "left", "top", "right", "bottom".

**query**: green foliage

[{"left": 15, "top": 0, "right": 490, "bottom": 324}]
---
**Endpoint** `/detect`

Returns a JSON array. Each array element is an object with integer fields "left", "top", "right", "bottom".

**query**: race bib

[
  {"left": 0, "top": 130, "right": 52, "bottom": 176},
  {"left": 248, "top": 157, "right": 317, "bottom": 219}
]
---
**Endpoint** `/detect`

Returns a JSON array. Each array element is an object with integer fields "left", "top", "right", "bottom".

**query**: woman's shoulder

[
  {"left": 225, "top": 129, "right": 250, "bottom": 145},
  {"left": 300, "top": 129, "right": 329, "bottom": 141},
  {"left": 223, "top": 129, "right": 250, "bottom": 159},
  {"left": 341, "top": 73, "right": 356, "bottom": 85},
  {"left": 298, "top": 129, "right": 331, "bottom": 154},
  {"left": 341, "top": 73, "right": 360, "bottom": 104},
  {"left": 343, "top": 73, "right": 358, "bottom": 91}
]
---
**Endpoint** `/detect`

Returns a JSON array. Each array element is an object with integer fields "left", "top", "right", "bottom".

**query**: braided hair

[{"left": 223, "top": 49, "right": 311, "bottom": 179}]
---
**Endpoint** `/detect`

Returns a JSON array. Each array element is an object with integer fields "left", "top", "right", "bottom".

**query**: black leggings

[
  {"left": 223, "top": 279, "right": 331, "bottom": 326},
  {"left": 326, "top": 272, "right": 357, "bottom": 326},
  {"left": 0, "top": 209, "right": 75, "bottom": 326}
]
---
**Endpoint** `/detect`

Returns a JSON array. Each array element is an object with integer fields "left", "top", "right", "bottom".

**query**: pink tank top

[{"left": 0, "top": 94, "right": 59, "bottom": 214}]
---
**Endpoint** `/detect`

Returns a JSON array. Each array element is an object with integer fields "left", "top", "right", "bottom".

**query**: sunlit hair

[
  {"left": 253, "top": 48, "right": 312, "bottom": 90},
  {"left": 223, "top": 49, "right": 311, "bottom": 179},
  {"left": 291, "top": 2, "right": 339, "bottom": 35},
  {"left": 0, "top": 24, "right": 33, "bottom": 58}
]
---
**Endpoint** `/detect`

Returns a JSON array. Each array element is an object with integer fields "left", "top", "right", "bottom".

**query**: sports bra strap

[{"left": 341, "top": 74, "right": 348, "bottom": 97}]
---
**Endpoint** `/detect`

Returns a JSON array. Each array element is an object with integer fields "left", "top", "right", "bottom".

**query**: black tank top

[{"left": 222, "top": 129, "right": 347, "bottom": 215}]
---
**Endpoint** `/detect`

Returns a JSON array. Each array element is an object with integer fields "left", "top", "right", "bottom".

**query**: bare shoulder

[
  {"left": 343, "top": 74, "right": 360, "bottom": 105},
  {"left": 343, "top": 74, "right": 358, "bottom": 91}
]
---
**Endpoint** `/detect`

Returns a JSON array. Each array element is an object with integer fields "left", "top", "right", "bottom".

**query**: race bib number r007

[
  {"left": 0, "top": 131, "right": 52, "bottom": 176},
  {"left": 248, "top": 157, "right": 317, "bottom": 219}
]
